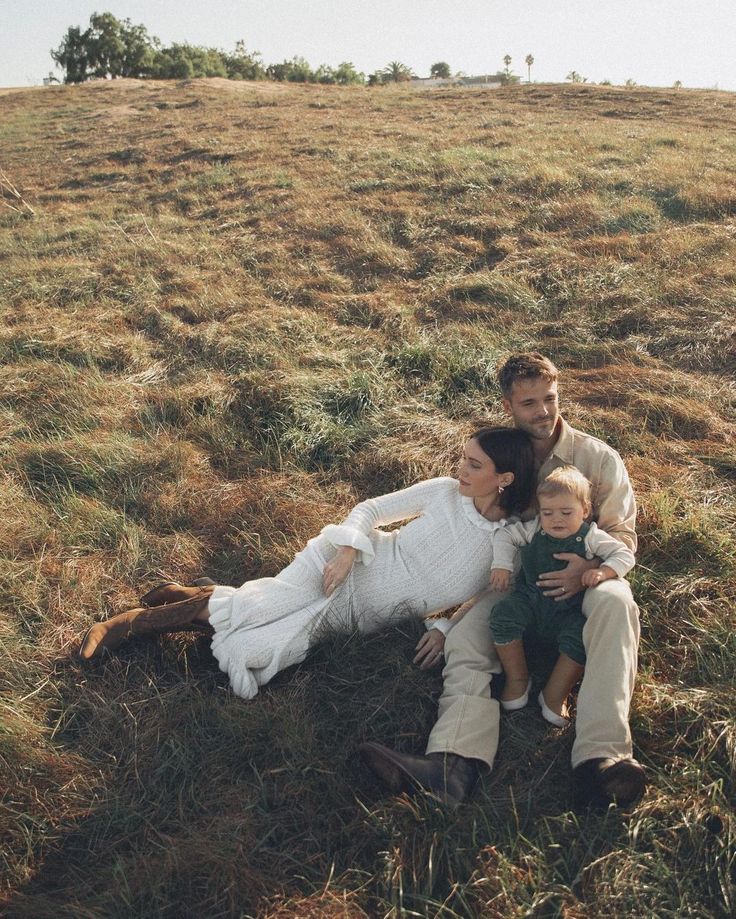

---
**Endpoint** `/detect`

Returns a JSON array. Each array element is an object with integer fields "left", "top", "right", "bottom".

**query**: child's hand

[
  {"left": 489, "top": 568, "right": 511, "bottom": 592},
  {"left": 581, "top": 565, "right": 615, "bottom": 589}
]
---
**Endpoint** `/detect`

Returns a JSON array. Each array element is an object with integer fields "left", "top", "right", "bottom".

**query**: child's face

[{"left": 538, "top": 492, "right": 588, "bottom": 539}]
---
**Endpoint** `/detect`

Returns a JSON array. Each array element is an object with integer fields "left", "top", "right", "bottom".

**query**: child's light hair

[{"left": 537, "top": 465, "right": 592, "bottom": 511}]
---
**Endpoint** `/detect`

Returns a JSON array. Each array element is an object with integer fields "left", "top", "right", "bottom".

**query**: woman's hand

[
  {"left": 322, "top": 546, "right": 357, "bottom": 596},
  {"left": 413, "top": 629, "right": 446, "bottom": 670},
  {"left": 489, "top": 568, "right": 511, "bottom": 592}
]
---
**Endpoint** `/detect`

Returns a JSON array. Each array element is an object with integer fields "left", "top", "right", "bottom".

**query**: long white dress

[{"left": 208, "top": 477, "right": 509, "bottom": 699}]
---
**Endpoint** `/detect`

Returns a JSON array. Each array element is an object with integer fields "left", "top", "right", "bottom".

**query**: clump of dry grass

[{"left": 1, "top": 77, "right": 734, "bottom": 917}]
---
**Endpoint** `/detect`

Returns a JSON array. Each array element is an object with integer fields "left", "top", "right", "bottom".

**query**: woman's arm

[{"left": 321, "top": 478, "right": 452, "bottom": 565}]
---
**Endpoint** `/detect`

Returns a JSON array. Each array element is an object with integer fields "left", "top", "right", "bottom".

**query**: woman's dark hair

[{"left": 471, "top": 426, "right": 535, "bottom": 515}]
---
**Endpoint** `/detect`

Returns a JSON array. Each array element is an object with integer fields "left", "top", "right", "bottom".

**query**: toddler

[{"left": 489, "top": 465, "right": 635, "bottom": 726}]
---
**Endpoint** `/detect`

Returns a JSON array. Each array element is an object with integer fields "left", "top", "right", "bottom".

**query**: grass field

[{"left": 1, "top": 76, "right": 734, "bottom": 917}]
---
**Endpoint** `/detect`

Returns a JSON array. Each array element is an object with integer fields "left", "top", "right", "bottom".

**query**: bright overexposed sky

[{"left": 2, "top": 0, "right": 734, "bottom": 91}]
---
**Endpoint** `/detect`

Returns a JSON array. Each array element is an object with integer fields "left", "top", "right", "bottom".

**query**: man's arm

[{"left": 592, "top": 450, "right": 637, "bottom": 553}]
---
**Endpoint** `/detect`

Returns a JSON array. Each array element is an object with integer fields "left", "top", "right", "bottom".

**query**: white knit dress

[{"left": 208, "top": 477, "right": 509, "bottom": 699}]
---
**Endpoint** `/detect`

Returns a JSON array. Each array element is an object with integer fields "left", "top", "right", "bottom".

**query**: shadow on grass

[{"left": 3, "top": 622, "right": 636, "bottom": 918}]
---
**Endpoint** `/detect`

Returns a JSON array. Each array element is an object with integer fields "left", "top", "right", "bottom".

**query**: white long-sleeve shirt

[{"left": 493, "top": 518, "right": 636, "bottom": 579}]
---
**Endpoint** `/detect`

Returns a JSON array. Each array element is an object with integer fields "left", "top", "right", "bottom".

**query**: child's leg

[
  {"left": 490, "top": 593, "right": 534, "bottom": 704},
  {"left": 495, "top": 640, "right": 530, "bottom": 702},
  {"left": 541, "top": 653, "right": 585, "bottom": 717}
]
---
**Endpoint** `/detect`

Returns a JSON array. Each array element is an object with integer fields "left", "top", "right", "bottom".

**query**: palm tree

[
  {"left": 382, "top": 61, "right": 414, "bottom": 83},
  {"left": 503, "top": 54, "right": 512, "bottom": 76},
  {"left": 525, "top": 54, "right": 534, "bottom": 84}
]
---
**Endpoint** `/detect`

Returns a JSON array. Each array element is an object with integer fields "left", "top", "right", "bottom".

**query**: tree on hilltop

[
  {"left": 266, "top": 56, "right": 314, "bottom": 82},
  {"left": 566, "top": 70, "right": 587, "bottom": 83},
  {"left": 51, "top": 12, "right": 362, "bottom": 85},
  {"left": 525, "top": 54, "right": 534, "bottom": 83},
  {"left": 51, "top": 26, "right": 89, "bottom": 83},
  {"left": 221, "top": 41, "right": 265, "bottom": 81},
  {"left": 503, "top": 54, "right": 512, "bottom": 76},
  {"left": 382, "top": 61, "right": 415, "bottom": 83},
  {"left": 313, "top": 61, "right": 365, "bottom": 85},
  {"left": 52, "top": 12, "right": 154, "bottom": 82},
  {"left": 333, "top": 62, "right": 365, "bottom": 85},
  {"left": 430, "top": 62, "right": 451, "bottom": 79},
  {"left": 151, "top": 43, "right": 229, "bottom": 80}
]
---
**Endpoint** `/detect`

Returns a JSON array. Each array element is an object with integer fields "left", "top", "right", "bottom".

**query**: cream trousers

[{"left": 425, "top": 579, "right": 640, "bottom": 769}]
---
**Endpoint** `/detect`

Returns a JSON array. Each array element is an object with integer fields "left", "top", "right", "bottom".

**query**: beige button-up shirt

[{"left": 524, "top": 418, "right": 638, "bottom": 554}]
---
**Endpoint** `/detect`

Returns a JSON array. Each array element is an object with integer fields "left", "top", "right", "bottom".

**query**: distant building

[{"left": 411, "top": 74, "right": 505, "bottom": 89}]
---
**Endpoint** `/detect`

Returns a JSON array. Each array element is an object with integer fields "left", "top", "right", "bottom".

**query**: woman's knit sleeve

[{"left": 321, "top": 478, "right": 453, "bottom": 566}]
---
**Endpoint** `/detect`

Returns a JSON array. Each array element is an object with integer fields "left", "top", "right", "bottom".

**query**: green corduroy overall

[{"left": 490, "top": 522, "right": 590, "bottom": 664}]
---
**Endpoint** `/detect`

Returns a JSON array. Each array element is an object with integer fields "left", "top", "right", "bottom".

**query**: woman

[{"left": 79, "top": 427, "right": 535, "bottom": 700}]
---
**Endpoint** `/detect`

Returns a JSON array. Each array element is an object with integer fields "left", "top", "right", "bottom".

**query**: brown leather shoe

[
  {"left": 78, "top": 588, "right": 213, "bottom": 661},
  {"left": 139, "top": 578, "right": 216, "bottom": 607},
  {"left": 573, "top": 757, "right": 646, "bottom": 810},
  {"left": 358, "top": 742, "right": 480, "bottom": 807}
]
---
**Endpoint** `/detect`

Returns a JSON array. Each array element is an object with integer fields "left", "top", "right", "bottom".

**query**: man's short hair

[
  {"left": 497, "top": 352, "right": 558, "bottom": 397},
  {"left": 537, "top": 465, "right": 592, "bottom": 511}
]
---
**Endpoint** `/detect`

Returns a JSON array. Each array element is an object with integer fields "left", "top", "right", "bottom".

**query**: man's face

[{"left": 503, "top": 377, "right": 560, "bottom": 442}]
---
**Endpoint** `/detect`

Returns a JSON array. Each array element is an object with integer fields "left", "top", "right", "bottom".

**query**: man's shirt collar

[{"left": 548, "top": 417, "right": 575, "bottom": 465}]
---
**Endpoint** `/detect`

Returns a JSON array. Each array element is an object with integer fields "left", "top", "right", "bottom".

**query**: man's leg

[
  {"left": 573, "top": 579, "right": 645, "bottom": 808},
  {"left": 359, "top": 591, "right": 503, "bottom": 806},
  {"left": 425, "top": 590, "right": 503, "bottom": 768}
]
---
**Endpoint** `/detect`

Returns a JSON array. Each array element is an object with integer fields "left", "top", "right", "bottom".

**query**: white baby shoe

[
  {"left": 538, "top": 691, "right": 570, "bottom": 727},
  {"left": 501, "top": 678, "right": 532, "bottom": 711}
]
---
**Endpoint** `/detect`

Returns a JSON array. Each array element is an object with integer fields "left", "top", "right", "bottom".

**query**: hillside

[{"left": 1, "top": 78, "right": 734, "bottom": 917}]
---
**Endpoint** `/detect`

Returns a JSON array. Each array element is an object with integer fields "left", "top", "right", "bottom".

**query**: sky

[{"left": 2, "top": 0, "right": 735, "bottom": 91}]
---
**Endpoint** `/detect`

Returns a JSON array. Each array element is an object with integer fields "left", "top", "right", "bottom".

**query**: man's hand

[
  {"left": 537, "top": 554, "right": 598, "bottom": 601},
  {"left": 322, "top": 546, "right": 357, "bottom": 596},
  {"left": 489, "top": 568, "right": 511, "bottom": 592},
  {"left": 413, "top": 629, "right": 446, "bottom": 670}
]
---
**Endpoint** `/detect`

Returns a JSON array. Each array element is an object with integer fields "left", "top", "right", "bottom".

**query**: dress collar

[{"left": 460, "top": 495, "right": 509, "bottom": 532}]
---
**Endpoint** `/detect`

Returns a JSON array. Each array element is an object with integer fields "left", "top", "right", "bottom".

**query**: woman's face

[{"left": 457, "top": 438, "right": 512, "bottom": 500}]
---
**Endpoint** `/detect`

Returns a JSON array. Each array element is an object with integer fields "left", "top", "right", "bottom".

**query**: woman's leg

[
  {"left": 78, "top": 587, "right": 214, "bottom": 660},
  {"left": 208, "top": 538, "right": 353, "bottom": 700}
]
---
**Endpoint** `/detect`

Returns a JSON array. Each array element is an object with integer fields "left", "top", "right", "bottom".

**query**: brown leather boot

[
  {"left": 573, "top": 757, "right": 646, "bottom": 810},
  {"left": 358, "top": 742, "right": 480, "bottom": 807},
  {"left": 139, "top": 578, "right": 215, "bottom": 608},
  {"left": 78, "top": 587, "right": 214, "bottom": 661}
]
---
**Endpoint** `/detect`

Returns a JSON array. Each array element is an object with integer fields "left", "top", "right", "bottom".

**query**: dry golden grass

[{"left": 1, "top": 78, "right": 734, "bottom": 917}]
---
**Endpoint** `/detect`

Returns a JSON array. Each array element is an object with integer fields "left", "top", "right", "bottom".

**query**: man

[{"left": 360, "top": 352, "right": 645, "bottom": 810}]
